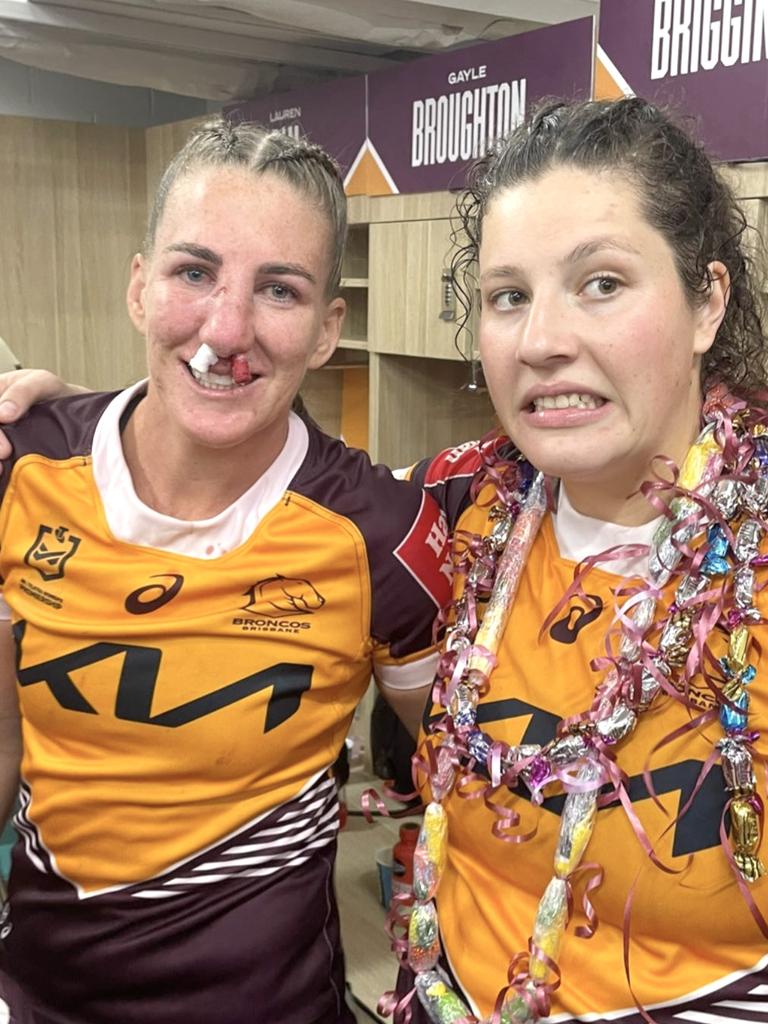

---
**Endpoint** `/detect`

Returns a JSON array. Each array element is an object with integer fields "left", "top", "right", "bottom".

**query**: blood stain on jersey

[
  {"left": 24, "top": 524, "right": 81, "bottom": 582},
  {"left": 241, "top": 575, "right": 325, "bottom": 619}
]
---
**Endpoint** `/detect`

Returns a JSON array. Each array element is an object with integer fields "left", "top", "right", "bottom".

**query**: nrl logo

[
  {"left": 242, "top": 575, "right": 325, "bottom": 619},
  {"left": 24, "top": 524, "right": 81, "bottom": 582}
]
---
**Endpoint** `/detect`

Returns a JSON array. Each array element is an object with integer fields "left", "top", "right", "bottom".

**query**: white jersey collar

[
  {"left": 551, "top": 483, "right": 662, "bottom": 579},
  {"left": 91, "top": 380, "right": 309, "bottom": 558}
]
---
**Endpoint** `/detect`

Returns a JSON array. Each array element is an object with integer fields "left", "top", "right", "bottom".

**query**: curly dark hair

[{"left": 452, "top": 97, "right": 767, "bottom": 397}]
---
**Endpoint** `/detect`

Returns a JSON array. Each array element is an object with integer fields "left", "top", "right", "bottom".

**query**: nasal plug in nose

[
  {"left": 189, "top": 344, "right": 251, "bottom": 386},
  {"left": 231, "top": 355, "right": 251, "bottom": 386},
  {"left": 189, "top": 343, "right": 217, "bottom": 373}
]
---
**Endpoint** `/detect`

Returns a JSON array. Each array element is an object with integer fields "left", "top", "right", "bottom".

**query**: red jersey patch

[
  {"left": 423, "top": 441, "right": 483, "bottom": 486},
  {"left": 394, "top": 493, "right": 452, "bottom": 607}
]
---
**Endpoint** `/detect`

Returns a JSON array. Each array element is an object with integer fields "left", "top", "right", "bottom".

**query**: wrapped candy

[
  {"left": 734, "top": 520, "right": 764, "bottom": 564},
  {"left": 712, "top": 478, "right": 741, "bottom": 519},
  {"left": 450, "top": 684, "right": 478, "bottom": 730},
  {"left": 489, "top": 514, "right": 513, "bottom": 551},
  {"left": 549, "top": 734, "right": 587, "bottom": 768},
  {"left": 678, "top": 429, "right": 720, "bottom": 490},
  {"left": 466, "top": 730, "right": 492, "bottom": 768},
  {"left": 414, "top": 803, "right": 449, "bottom": 901},
  {"left": 729, "top": 796, "right": 767, "bottom": 882},
  {"left": 408, "top": 900, "right": 441, "bottom": 973},
  {"left": 720, "top": 683, "right": 749, "bottom": 733},
  {"left": 659, "top": 611, "right": 693, "bottom": 668},
  {"left": 719, "top": 737, "right": 755, "bottom": 792},
  {"left": 596, "top": 702, "right": 637, "bottom": 744},
  {"left": 619, "top": 597, "right": 656, "bottom": 660},
  {"left": 676, "top": 574, "right": 709, "bottom": 606},
  {"left": 529, "top": 878, "right": 569, "bottom": 982},
  {"left": 500, "top": 982, "right": 538, "bottom": 1024},
  {"left": 415, "top": 970, "right": 478, "bottom": 1024},
  {"left": 554, "top": 762, "right": 599, "bottom": 878},
  {"left": 431, "top": 742, "right": 457, "bottom": 802},
  {"left": 744, "top": 477, "right": 768, "bottom": 515},
  {"left": 701, "top": 523, "right": 730, "bottom": 577},
  {"left": 733, "top": 566, "right": 759, "bottom": 620}
]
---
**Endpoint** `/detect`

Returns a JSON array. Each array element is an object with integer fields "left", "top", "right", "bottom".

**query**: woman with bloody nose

[{"left": 0, "top": 120, "right": 452, "bottom": 1023}]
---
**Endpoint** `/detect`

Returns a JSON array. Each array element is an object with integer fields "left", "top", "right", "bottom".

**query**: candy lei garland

[{"left": 391, "top": 388, "right": 768, "bottom": 1024}]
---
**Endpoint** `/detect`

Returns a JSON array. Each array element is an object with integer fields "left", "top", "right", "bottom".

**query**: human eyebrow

[
  {"left": 478, "top": 265, "right": 522, "bottom": 285},
  {"left": 258, "top": 263, "right": 317, "bottom": 285},
  {"left": 164, "top": 243, "right": 222, "bottom": 266},
  {"left": 562, "top": 236, "right": 641, "bottom": 264}
]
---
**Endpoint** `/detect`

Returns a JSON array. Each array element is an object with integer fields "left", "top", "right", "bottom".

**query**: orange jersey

[
  {"left": 0, "top": 389, "right": 452, "bottom": 1022},
  {"left": 412, "top": 443, "right": 768, "bottom": 1021}
]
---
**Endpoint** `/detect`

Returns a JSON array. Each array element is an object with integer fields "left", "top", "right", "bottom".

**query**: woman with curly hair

[{"left": 395, "top": 97, "right": 768, "bottom": 1022}]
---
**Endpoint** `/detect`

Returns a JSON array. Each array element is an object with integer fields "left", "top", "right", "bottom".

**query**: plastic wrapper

[
  {"left": 713, "top": 479, "right": 741, "bottom": 519},
  {"left": 408, "top": 900, "right": 441, "bottom": 973},
  {"left": 467, "top": 730, "right": 492, "bottom": 768},
  {"left": 431, "top": 742, "right": 457, "bottom": 802},
  {"left": 639, "top": 658, "right": 669, "bottom": 706},
  {"left": 735, "top": 519, "right": 764, "bottom": 564},
  {"left": 529, "top": 877, "right": 569, "bottom": 981},
  {"left": 500, "top": 982, "right": 538, "bottom": 1024},
  {"left": 719, "top": 737, "right": 755, "bottom": 792},
  {"left": 414, "top": 803, "right": 448, "bottom": 901},
  {"left": 676, "top": 574, "right": 709, "bottom": 606},
  {"left": 619, "top": 596, "right": 656, "bottom": 660},
  {"left": 554, "top": 763, "right": 599, "bottom": 878},
  {"left": 596, "top": 702, "right": 637, "bottom": 744},
  {"left": 659, "top": 611, "right": 693, "bottom": 667},
  {"left": 549, "top": 734, "right": 588, "bottom": 768},
  {"left": 730, "top": 796, "right": 767, "bottom": 882},
  {"left": 744, "top": 477, "right": 768, "bottom": 515},
  {"left": 489, "top": 514, "right": 513, "bottom": 551},
  {"left": 449, "top": 684, "right": 478, "bottom": 729},
  {"left": 733, "top": 566, "right": 759, "bottom": 619},
  {"left": 720, "top": 685, "right": 749, "bottom": 733},
  {"left": 415, "top": 970, "right": 477, "bottom": 1024},
  {"left": 678, "top": 429, "right": 720, "bottom": 490}
]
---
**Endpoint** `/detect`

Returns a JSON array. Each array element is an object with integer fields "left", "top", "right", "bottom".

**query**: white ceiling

[{"left": 0, "top": 0, "right": 599, "bottom": 101}]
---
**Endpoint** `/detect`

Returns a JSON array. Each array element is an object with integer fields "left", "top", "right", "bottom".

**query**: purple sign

[
  {"left": 598, "top": 0, "right": 768, "bottom": 161},
  {"left": 224, "top": 76, "right": 367, "bottom": 183},
  {"left": 366, "top": 18, "right": 594, "bottom": 194}
]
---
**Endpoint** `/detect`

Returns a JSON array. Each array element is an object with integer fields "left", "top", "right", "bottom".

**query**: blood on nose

[{"left": 231, "top": 354, "right": 251, "bottom": 386}]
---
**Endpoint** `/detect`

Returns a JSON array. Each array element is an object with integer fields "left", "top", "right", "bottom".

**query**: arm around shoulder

[{"left": 0, "top": 622, "right": 21, "bottom": 826}]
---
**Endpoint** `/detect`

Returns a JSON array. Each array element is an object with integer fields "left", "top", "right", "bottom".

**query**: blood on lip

[{"left": 231, "top": 354, "right": 251, "bottom": 386}]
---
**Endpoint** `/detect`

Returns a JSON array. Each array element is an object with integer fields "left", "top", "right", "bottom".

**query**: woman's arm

[
  {"left": 0, "top": 370, "right": 86, "bottom": 462},
  {"left": 0, "top": 622, "right": 21, "bottom": 827}
]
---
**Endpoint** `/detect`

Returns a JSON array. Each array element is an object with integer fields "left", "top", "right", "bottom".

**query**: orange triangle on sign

[
  {"left": 594, "top": 52, "right": 628, "bottom": 100},
  {"left": 345, "top": 144, "right": 396, "bottom": 196}
]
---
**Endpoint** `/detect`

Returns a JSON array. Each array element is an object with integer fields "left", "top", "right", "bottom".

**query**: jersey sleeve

[{"left": 408, "top": 440, "right": 484, "bottom": 531}]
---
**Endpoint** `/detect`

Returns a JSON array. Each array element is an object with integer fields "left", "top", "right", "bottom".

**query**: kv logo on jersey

[{"left": 24, "top": 524, "right": 81, "bottom": 582}]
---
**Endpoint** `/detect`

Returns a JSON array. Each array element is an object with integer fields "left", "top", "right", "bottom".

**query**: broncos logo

[{"left": 241, "top": 575, "right": 326, "bottom": 619}]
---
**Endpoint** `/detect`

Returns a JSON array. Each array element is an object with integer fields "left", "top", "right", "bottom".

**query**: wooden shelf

[
  {"left": 341, "top": 278, "right": 369, "bottom": 289},
  {"left": 338, "top": 338, "right": 369, "bottom": 351}
]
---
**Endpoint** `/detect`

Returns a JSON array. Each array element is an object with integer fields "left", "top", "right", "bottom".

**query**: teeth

[
  {"left": 532, "top": 393, "right": 601, "bottom": 411},
  {"left": 189, "top": 365, "right": 236, "bottom": 390}
]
